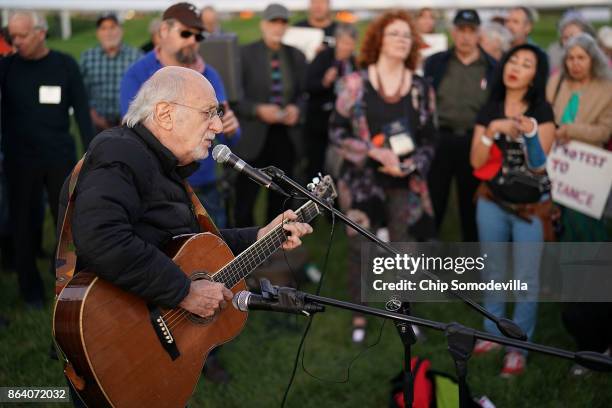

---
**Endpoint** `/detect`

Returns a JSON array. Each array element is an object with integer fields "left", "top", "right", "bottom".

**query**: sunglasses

[{"left": 179, "top": 30, "right": 205, "bottom": 42}]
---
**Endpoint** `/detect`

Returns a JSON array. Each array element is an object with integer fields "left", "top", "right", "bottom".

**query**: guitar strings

[
  {"left": 162, "top": 203, "right": 318, "bottom": 330},
  {"left": 162, "top": 223, "right": 288, "bottom": 328},
  {"left": 166, "top": 207, "right": 316, "bottom": 330},
  {"left": 162, "top": 200, "right": 319, "bottom": 331},
  {"left": 164, "top": 224, "right": 288, "bottom": 329}
]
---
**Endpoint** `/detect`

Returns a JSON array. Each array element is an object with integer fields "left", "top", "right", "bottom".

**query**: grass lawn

[{"left": 1, "top": 9, "right": 611, "bottom": 408}]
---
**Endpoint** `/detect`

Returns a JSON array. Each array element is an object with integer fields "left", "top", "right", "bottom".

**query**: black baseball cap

[
  {"left": 96, "top": 13, "right": 119, "bottom": 28},
  {"left": 453, "top": 9, "right": 480, "bottom": 27}
]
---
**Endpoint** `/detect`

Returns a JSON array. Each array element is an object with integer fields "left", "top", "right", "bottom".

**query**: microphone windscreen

[
  {"left": 212, "top": 144, "right": 231, "bottom": 163},
  {"left": 232, "top": 290, "right": 250, "bottom": 312}
]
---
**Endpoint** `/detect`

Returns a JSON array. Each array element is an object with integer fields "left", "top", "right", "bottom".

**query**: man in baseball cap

[
  {"left": 232, "top": 3, "right": 307, "bottom": 228},
  {"left": 121, "top": 2, "right": 211, "bottom": 115},
  {"left": 423, "top": 8, "right": 497, "bottom": 245},
  {"left": 82, "top": 12, "right": 142, "bottom": 132}
]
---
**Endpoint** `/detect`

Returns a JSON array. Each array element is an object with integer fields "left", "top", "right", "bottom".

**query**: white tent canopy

[
  {"left": 1, "top": 0, "right": 610, "bottom": 12},
  {"left": 1, "top": 0, "right": 608, "bottom": 39}
]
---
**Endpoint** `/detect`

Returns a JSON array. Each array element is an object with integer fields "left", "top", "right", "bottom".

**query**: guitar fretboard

[{"left": 211, "top": 200, "right": 320, "bottom": 288}]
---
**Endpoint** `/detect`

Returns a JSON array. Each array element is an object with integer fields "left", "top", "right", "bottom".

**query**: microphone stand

[
  {"left": 244, "top": 282, "right": 612, "bottom": 408},
  {"left": 387, "top": 300, "right": 416, "bottom": 408},
  {"left": 261, "top": 165, "right": 526, "bottom": 407},
  {"left": 301, "top": 293, "right": 612, "bottom": 408},
  {"left": 261, "top": 166, "right": 526, "bottom": 341}
]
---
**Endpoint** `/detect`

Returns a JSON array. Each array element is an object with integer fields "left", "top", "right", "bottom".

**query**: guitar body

[
  {"left": 53, "top": 233, "right": 248, "bottom": 407},
  {"left": 52, "top": 174, "right": 338, "bottom": 407}
]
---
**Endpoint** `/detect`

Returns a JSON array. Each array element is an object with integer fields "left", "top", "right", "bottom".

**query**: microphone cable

[
  {"left": 279, "top": 194, "right": 309, "bottom": 295},
  {"left": 279, "top": 209, "right": 389, "bottom": 407},
  {"left": 281, "top": 208, "right": 335, "bottom": 407}
]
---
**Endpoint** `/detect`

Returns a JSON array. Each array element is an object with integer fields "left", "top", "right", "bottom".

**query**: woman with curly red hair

[{"left": 329, "top": 10, "right": 437, "bottom": 343}]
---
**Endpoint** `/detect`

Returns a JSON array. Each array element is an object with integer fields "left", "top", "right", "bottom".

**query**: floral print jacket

[{"left": 328, "top": 69, "right": 437, "bottom": 239}]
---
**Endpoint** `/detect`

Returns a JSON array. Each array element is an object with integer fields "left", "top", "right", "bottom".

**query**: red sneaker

[
  {"left": 473, "top": 340, "right": 502, "bottom": 355},
  {"left": 500, "top": 351, "right": 526, "bottom": 378}
]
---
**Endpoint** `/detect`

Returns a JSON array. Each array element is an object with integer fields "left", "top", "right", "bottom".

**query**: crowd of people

[{"left": 0, "top": 0, "right": 611, "bottom": 382}]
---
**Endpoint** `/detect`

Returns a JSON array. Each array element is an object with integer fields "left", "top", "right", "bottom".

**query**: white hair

[
  {"left": 9, "top": 11, "right": 48, "bottom": 31},
  {"left": 481, "top": 22, "right": 513, "bottom": 54},
  {"left": 562, "top": 33, "right": 612, "bottom": 81},
  {"left": 148, "top": 18, "right": 161, "bottom": 35},
  {"left": 557, "top": 13, "right": 596, "bottom": 38},
  {"left": 123, "top": 69, "right": 188, "bottom": 128}
]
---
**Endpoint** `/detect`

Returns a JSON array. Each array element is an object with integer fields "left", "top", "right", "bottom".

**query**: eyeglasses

[
  {"left": 178, "top": 29, "right": 205, "bottom": 42},
  {"left": 384, "top": 31, "right": 412, "bottom": 40},
  {"left": 170, "top": 102, "right": 224, "bottom": 121}
]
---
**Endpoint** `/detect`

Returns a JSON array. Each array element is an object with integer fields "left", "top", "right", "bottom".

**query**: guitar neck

[{"left": 212, "top": 200, "right": 320, "bottom": 288}]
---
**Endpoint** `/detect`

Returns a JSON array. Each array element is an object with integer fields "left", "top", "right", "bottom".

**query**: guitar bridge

[
  {"left": 148, "top": 305, "right": 181, "bottom": 360},
  {"left": 156, "top": 315, "right": 174, "bottom": 344}
]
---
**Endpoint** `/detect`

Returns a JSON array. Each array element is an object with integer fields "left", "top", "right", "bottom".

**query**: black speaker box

[{"left": 199, "top": 33, "right": 243, "bottom": 103}]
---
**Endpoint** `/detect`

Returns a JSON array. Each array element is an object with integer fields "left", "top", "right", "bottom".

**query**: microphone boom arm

[{"left": 260, "top": 165, "right": 527, "bottom": 341}]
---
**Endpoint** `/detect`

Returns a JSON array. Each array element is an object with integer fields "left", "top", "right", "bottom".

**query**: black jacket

[
  {"left": 233, "top": 40, "right": 307, "bottom": 161},
  {"left": 423, "top": 47, "right": 497, "bottom": 92},
  {"left": 0, "top": 51, "right": 94, "bottom": 165},
  {"left": 60, "top": 124, "right": 258, "bottom": 308}
]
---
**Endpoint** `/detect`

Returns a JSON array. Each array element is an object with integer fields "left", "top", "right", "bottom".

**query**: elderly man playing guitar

[{"left": 53, "top": 66, "right": 318, "bottom": 407}]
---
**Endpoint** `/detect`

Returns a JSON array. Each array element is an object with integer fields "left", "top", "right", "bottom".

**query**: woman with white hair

[
  {"left": 547, "top": 13, "right": 596, "bottom": 74},
  {"left": 479, "top": 21, "right": 513, "bottom": 61},
  {"left": 548, "top": 34, "right": 612, "bottom": 376},
  {"left": 547, "top": 32, "right": 612, "bottom": 241}
]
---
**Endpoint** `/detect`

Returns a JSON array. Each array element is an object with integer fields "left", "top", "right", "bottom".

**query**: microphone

[
  {"left": 212, "top": 144, "right": 288, "bottom": 196},
  {"left": 232, "top": 290, "right": 324, "bottom": 315}
]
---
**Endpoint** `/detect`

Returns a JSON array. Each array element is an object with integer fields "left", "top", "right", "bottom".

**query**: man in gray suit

[{"left": 233, "top": 4, "right": 306, "bottom": 226}]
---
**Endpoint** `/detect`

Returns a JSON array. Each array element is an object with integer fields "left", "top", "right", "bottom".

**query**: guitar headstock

[{"left": 308, "top": 175, "right": 337, "bottom": 207}]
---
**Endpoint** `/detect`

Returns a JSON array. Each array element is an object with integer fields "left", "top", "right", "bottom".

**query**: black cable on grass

[{"left": 281, "top": 209, "right": 336, "bottom": 407}]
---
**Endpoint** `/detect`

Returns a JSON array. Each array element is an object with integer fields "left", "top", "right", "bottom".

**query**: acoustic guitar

[{"left": 53, "top": 176, "right": 336, "bottom": 407}]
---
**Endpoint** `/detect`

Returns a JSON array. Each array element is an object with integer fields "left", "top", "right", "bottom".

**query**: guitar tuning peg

[
  {"left": 312, "top": 177, "right": 320, "bottom": 184},
  {"left": 307, "top": 182, "right": 315, "bottom": 191}
]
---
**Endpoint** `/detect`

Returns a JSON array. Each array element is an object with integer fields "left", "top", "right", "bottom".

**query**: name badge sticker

[
  {"left": 389, "top": 133, "right": 415, "bottom": 156},
  {"left": 383, "top": 119, "right": 415, "bottom": 157},
  {"left": 39, "top": 86, "right": 62, "bottom": 104},
  {"left": 480, "top": 78, "right": 488, "bottom": 90}
]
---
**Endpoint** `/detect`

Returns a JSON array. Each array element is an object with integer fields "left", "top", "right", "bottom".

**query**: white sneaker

[
  {"left": 305, "top": 264, "right": 322, "bottom": 283},
  {"left": 352, "top": 327, "right": 366, "bottom": 343},
  {"left": 376, "top": 228, "right": 390, "bottom": 242}
]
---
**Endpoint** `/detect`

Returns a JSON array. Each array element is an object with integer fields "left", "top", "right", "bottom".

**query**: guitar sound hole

[{"left": 186, "top": 272, "right": 216, "bottom": 325}]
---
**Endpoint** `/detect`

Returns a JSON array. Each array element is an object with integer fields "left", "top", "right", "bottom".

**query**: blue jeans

[
  {"left": 476, "top": 197, "right": 543, "bottom": 355},
  {"left": 193, "top": 182, "right": 227, "bottom": 229}
]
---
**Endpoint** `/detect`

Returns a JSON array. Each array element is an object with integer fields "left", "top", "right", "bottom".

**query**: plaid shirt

[{"left": 80, "top": 44, "right": 142, "bottom": 120}]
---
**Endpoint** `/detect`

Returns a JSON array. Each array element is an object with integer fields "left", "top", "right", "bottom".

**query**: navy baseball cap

[
  {"left": 96, "top": 13, "right": 119, "bottom": 28},
  {"left": 453, "top": 9, "right": 481, "bottom": 27}
]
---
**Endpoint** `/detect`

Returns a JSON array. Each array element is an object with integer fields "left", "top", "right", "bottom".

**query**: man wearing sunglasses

[{"left": 121, "top": 1, "right": 239, "bottom": 241}]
